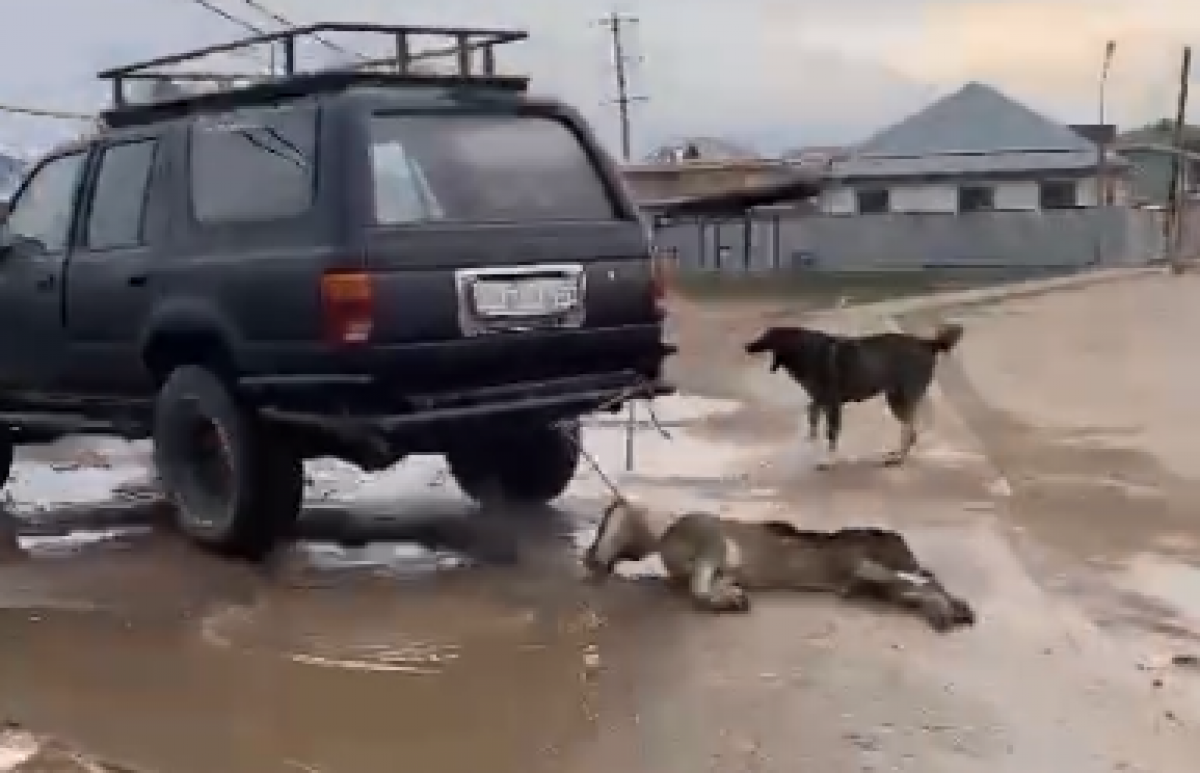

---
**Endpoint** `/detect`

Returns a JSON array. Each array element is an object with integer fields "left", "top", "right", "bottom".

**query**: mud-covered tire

[
  {"left": 447, "top": 420, "right": 581, "bottom": 506},
  {"left": 153, "top": 365, "right": 302, "bottom": 560}
]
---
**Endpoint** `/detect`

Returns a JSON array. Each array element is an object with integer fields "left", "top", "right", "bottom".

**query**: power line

[
  {"left": 234, "top": 0, "right": 368, "bottom": 62},
  {"left": 180, "top": 0, "right": 367, "bottom": 69},
  {"left": 596, "top": 11, "right": 646, "bottom": 162},
  {"left": 0, "top": 1, "right": 364, "bottom": 122},
  {"left": 187, "top": 0, "right": 267, "bottom": 36},
  {"left": 177, "top": 0, "right": 272, "bottom": 67},
  {"left": 0, "top": 103, "right": 95, "bottom": 120}
]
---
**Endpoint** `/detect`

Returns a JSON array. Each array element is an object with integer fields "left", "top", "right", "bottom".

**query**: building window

[
  {"left": 1038, "top": 180, "right": 1078, "bottom": 209},
  {"left": 957, "top": 185, "right": 994, "bottom": 212},
  {"left": 855, "top": 188, "right": 890, "bottom": 214}
]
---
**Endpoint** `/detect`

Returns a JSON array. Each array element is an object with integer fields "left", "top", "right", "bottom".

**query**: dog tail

[{"left": 927, "top": 323, "right": 963, "bottom": 354}]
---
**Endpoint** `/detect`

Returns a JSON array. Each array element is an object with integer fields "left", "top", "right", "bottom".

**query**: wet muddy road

[{"left": 6, "top": 287, "right": 1200, "bottom": 772}]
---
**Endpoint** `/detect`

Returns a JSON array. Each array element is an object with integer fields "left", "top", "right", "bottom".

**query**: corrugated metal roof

[
  {"left": 857, "top": 82, "right": 1096, "bottom": 156},
  {"left": 832, "top": 150, "right": 1110, "bottom": 179},
  {"left": 645, "top": 137, "right": 759, "bottom": 163},
  {"left": 835, "top": 82, "right": 1101, "bottom": 179}
]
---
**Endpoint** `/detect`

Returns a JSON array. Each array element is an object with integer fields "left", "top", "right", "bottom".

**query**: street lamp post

[{"left": 1098, "top": 40, "right": 1116, "bottom": 206}]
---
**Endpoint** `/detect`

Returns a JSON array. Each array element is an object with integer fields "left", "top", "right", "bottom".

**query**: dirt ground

[{"left": 5, "top": 274, "right": 1200, "bottom": 773}]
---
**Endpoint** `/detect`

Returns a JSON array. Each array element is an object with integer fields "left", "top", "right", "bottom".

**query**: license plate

[{"left": 471, "top": 278, "right": 579, "bottom": 318}]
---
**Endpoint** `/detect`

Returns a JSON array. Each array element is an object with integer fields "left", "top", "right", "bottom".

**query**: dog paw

[
  {"left": 925, "top": 611, "right": 954, "bottom": 633},
  {"left": 951, "top": 598, "right": 977, "bottom": 627},
  {"left": 722, "top": 588, "right": 752, "bottom": 613},
  {"left": 925, "top": 598, "right": 976, "bottom": 632},
  {"left": 814, "top": 452, "right": 839, "bottom": 471},
  {"left": 702, "top": 586, "right": 751, "bottom": 613}
]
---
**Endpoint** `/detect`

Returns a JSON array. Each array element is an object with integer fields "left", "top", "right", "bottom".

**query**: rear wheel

[
  {"left": 153, "top": 365, "right": 303, "bottom": 560},
  {"left": 447, "top": 420, "right": 581, "bottom": 507}
]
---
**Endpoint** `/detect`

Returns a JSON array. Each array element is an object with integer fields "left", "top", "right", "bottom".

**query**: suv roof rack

[{"left": 97, "top": 22, "right": 529, "bottom": 126}]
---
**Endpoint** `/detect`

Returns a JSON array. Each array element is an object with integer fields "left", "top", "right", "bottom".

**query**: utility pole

[
  {"left": 597, "top": 11, "right": 646, "bottom": 161},
  {"left": 1166, "top": 46, "right": 1192, "bottom": 274},
  {"left": 1097, "top": 40, "right": 1116, "bottom": 207}
]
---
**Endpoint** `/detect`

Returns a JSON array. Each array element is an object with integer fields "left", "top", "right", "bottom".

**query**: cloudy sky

[{"left": 0, "top": 0, "right": 1195, "bottom": 157}]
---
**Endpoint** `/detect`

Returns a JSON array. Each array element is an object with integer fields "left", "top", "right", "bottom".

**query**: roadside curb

[{"left": 811, "top": 265, "right": 1163, "bottom": 320}]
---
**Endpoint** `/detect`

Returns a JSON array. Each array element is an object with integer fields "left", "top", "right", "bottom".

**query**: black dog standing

[{"left": 745, "top": 323, "right": 963, "bottom": 467}]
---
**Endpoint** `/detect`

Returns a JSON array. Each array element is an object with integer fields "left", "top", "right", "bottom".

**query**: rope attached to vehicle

[{"left": 554, "top": 379, "right": 672, "bottom": 502}]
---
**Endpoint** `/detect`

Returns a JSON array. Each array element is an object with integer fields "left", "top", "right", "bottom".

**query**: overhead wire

[
  {"left": 185, "top": 0, "right": 267, "bottom": 36},
  {"left": 0, "top": 0, "right": 268, "bottom": 124},
  {"left": 234, "top": 0, "right": 369, "bottom": 62},
  {"left": 0, "top": 103, "right": 95, "bottom": 121}
]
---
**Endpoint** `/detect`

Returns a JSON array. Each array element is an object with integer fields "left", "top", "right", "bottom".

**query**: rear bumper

[
  {"left": 236, "top": 324, "right": 669, "bottom": 390},
  {"left": 251, "top": 369, "right": 674, "bottom": 459}
]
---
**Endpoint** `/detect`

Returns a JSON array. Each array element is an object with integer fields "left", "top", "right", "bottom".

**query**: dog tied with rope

[{"left": 583, "top": 497, "right": 975, "bottom": 632}]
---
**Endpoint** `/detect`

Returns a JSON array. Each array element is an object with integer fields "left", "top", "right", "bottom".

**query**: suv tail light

[{"left": 320, "top": 271, "right": 374, "bottom": 345}]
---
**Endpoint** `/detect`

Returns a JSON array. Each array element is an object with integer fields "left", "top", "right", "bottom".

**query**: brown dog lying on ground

[
  {"left": 583, "top": 497, "right": 975, "bottom": 632},
  {"left": 744, "top": 322, "right": 963, "bottom": 467}
]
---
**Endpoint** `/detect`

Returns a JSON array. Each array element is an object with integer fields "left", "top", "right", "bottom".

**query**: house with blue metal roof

[{"left": 820, "top": 82, "right": 1131, "bottom": 216}]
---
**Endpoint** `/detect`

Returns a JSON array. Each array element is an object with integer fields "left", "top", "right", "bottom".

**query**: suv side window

[
  {"left": 189, "top": 108, "right": 317, "bottom": 223},
  {"left": 85, "top": 139, "right": 157, "bottom": 250},
  {"left": 5, "top": 152, "right": 87, "bottom": 254},
  {"left": 369, "top": 113, "right": 617, "bottom": 223}
]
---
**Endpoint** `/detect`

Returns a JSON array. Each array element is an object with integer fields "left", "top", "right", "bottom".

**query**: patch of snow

[
  {"left": 307, "top": 395, "right": 759, "bottom": 510},
  {"left": 19, "top": 527, "right": 152, "bottom": 554},
  {"left": 3, "top": 395, "right": 765, "bottom": 571},
  {"left": 0, "top": 729, "right": 38, "bottom": 772},
  {"left": 1122, "top": 556, "right": 1200, "bottom": 626},
  {"left": 7, "top": 461, "right": 147, "bottom": 510},
  {"left": 297, "top": 541, "right": 468, "bottom": 573}
]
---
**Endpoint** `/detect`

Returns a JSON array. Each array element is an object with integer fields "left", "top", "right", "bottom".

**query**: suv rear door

[
  {"left": 168, "top": 103, "right": 336, "bottom": 365},
  {"left": 359, "top": 107, "right": 659, "bottom": 354}
]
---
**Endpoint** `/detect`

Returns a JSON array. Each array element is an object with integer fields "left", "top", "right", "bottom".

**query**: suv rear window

[{"left": 369, "top": 113, "right": 617, "bottom": 224}]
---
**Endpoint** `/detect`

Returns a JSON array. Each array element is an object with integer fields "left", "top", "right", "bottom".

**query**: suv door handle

[
  {"left": 35, "top": 274, "right": 55, "bottom": 291},
  {"left": 128, "top": 274, "right": 148, "bottom": 287}
]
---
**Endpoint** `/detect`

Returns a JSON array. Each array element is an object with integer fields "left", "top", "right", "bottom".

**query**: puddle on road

[
  {"left": 0, "top": 394, "right": 751, "bottom": 773},
  {"left": 1122, "top": 557, "right": 1200, "bottom": 629},
  {"left": 0, "top": 514, "right": 681, "bottom": 773},
  {"left": 901, "top": 310, "right": 1200, "bottom": 564},
  {"left": 893, "top": 312, "right": 1200, "bottom": 652}
]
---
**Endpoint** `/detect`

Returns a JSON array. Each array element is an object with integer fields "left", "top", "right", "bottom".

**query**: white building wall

[
  {"left": 1076, "top": 177, "right": 1100, "bottom": 206},
  {"left": 992, "top": 181, "right": 1039, "bottom": 210},
  {"left": 818, "top": 176, "right": 1129, "bottom": 215},
  {"left": 820, "top": 186, "right": 856, "bottom": 215},
  {"left": 888, "top": 184, "right": 956, "bottom": 213}
]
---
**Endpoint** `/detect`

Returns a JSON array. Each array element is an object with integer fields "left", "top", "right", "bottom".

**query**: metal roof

[
  {"left": 831, "top": 150, "right": 1126, "bottom": 181},
  {"left": 644, "top": 137, "right": 759, "bottom": 163},
  {"left": 835, "top": 82, "right": 1101, "bottom": 179}
]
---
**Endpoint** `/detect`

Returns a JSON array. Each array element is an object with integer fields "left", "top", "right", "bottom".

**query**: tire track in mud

[{"left": 894, "top": 307, "right": 1200, "bottom": 652}]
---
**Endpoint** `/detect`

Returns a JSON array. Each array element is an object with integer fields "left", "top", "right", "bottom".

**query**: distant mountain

[{"left": 1120, "top": 119, "right": 1200, "bottom": 152}]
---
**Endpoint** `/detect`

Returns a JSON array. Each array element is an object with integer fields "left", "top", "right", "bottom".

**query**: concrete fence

[{"left": 655, "top": 206, "right": 1168, "bottom": 276}]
